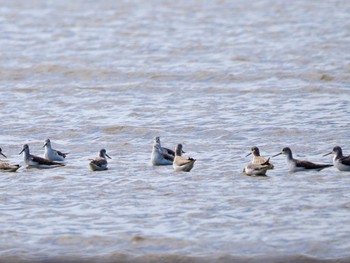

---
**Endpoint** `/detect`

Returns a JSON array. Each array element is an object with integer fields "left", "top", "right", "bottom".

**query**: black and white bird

[
  {"left": 151, "top": 136, "right": 175, "bottom": 165},
  {"left": 43, "top": 138, "right": 68, "bottom": 162},
  {"left": 324, "top": 146, "right": 350, "bottom": 171},
  {"left": 19, "top": 144, "right": 64, "bottom": 168},
  {"left": 89, "top": 149, "right": 111, "bottom": 171},
  {"left": 273, "top": 147, "right": 332, "bottom": 172}
]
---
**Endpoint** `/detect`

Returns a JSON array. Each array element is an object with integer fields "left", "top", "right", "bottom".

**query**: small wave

[{"left": 1, "top": 254, "right": 348, "bottom": 263}]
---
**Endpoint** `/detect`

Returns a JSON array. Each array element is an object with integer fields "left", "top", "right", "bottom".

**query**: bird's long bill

[
  {"left": 0, "top": 152, "right": 7, "bottom": 158},
  {"left": 19, "top": 148, "right": 25, "bottom": 155},
  {"left": 43, "top": 143, "right": 47, "bottom": 148},
  {"left": 245, "top": 152, "right": 252, "bottom": 157},
  {"left": 323, "top": 152, "right": 332, "bottom": 157},
  {"left": 106, "top": 154, "right": 112, "bottom": 159},
  {"left": 272, "top": 152, "right": 282, "bottom": 158}
]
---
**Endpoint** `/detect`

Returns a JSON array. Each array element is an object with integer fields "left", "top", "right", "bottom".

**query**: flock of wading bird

[
  {"left": 0, "top": 137, "right": 196, "bottom": 173},
  {"left": 152, "top": 137, "right": 350, "bottom": 175},
  {"left": 0, "top": 137, "right": 349, "bottom": 175},
  {"left": 243, "top": 145, "right": 350, "bottom": 175},
  {"left": 0, "top": 139, "right": 110, "bottom": 172}
]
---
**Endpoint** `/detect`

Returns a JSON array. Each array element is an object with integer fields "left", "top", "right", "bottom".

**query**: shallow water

[{"left": 1, "top": 0, "right": 350, "bottom": 262}]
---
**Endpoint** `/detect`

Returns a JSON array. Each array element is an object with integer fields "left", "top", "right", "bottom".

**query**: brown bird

[
  {"left": 0, "top": 148, "right": 20, "bottom": 172},
  {"left": 173, "top": 144, "right": 196, "bottom": 172},
  {"left": 246, "top": 146, "right": 274, "bottom": 169}
]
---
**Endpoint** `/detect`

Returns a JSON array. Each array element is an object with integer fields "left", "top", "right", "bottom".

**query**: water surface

[{"left": 0, "top": 0, "right": 350, "bottom": 262}]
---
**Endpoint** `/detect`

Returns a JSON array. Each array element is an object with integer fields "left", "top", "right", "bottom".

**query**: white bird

[
  {"left": 19, "top": 144, "right": 64, "bottom": 168},
  {"left": 273, "top": 147, "right": 332, "bottom": 172},
  {"left": 324, "top": 146, "right": 350, "bottom": 171},
  {"left": 89, "top": 149, "right": 111, "bottom": 171},
  {"left": 43, "top": 138, "right": 68, "bottom": 162},
  {"left": 0, "top": 148, "right": 20, "bottom": 172},
  {"left": 173, "top": 144, "right": 196, "bottom": 172},
  {"left": 151, "top": 136, "right": 175, "bottom": 165}
]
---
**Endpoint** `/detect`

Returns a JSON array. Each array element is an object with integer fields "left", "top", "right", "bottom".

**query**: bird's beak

[
  {"left": 43, "top": 143, "right": 47, "bottom": 148},
  {"left": 323, "top": 152, "right": 332, "bottom": 157},
  {"left": 0, "top": 152, "right": 7, "bottom": 158},
  {"left": 272, "top": 152, "right": 282, "bottom": 158},
  {"left": 245, "top": 152, "right": 252, "bottom": 157},
  {"left": 106, "top": 154, "right": 112, "bottom": 159},
  {"left": 19, "top": 148, "right": 24, "bottom": 155}
]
